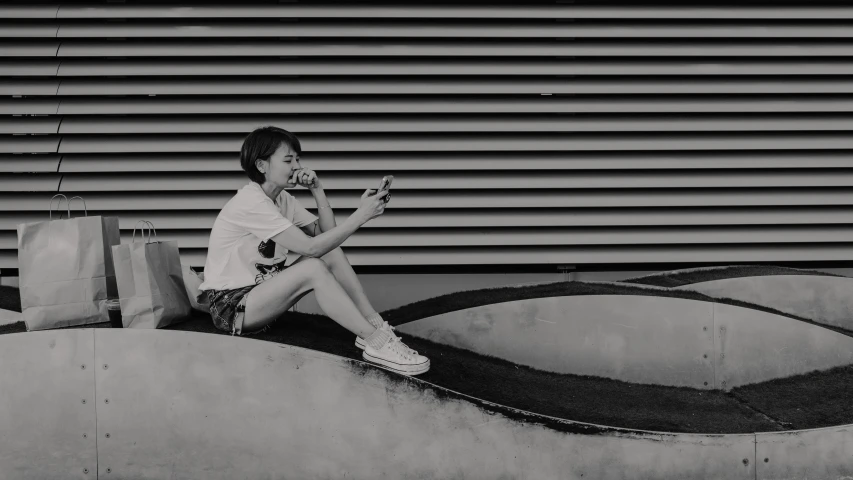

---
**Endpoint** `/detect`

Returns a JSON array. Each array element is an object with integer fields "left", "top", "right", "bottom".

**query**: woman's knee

[{"left": 300, "top": 257, "right": 333, "bottom": 278}]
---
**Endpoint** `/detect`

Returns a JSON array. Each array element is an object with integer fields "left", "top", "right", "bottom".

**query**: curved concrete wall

[
  {"left": 0, "top": 329, "right": 767, "bottom": 479},
  {"left": 395, "top": 295, "right": 853, "bottom": 389},
  {"left": 756, "top": 425, "right": 853, "bottom": 480},
  {"left": 0, "top": 330, "right": 96, "bottom": 480},
  {"left": 755, "top": 425, "right": 853, "bottom": 480},
  {"left": 674, "top": 275, "right": 853, "bottom": 331}
]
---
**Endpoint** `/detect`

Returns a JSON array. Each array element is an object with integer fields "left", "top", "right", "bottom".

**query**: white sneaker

[
  {"left": 362, "top": 335, "right": 430, "bottom": 376},
  {"left": 355, "top": 321, "right": 395, "bottom": 350}
]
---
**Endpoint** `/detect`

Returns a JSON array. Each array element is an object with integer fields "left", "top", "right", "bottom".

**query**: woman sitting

[{"left": 198, "top": 126, "right": 429, "bottom": 376}]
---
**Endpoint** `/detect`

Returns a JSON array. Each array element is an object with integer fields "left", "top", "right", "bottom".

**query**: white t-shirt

[{"left": 199, "top": 182, "right": 319, "bottom": 291}]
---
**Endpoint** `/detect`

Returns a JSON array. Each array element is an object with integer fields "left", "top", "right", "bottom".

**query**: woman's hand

[
  {"left": 355, "top": 188, "right": 389, "bottom": 225},
  {"left": 289, "top": 168, "right": 322, "bottom": 190}
]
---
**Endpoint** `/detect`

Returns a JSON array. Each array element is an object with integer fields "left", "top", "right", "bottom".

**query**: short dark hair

[{"left": 240, "top": 126, "right": 302, "bottom": 184}]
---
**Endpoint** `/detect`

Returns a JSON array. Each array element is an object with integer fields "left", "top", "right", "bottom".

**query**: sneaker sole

[
  {"left": 362, "top": 351, "right": 430, "bottom": 376},
  {"left": 355, "top": 337, "right": 365, "bottom": 350}
]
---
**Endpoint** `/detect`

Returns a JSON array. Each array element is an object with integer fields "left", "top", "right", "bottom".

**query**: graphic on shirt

[
  {"left": 258, "top": 239, "right": 276, "bottom": 258},
  {"left": 255, "top": 258, "right": 287, "bottom": 285}
]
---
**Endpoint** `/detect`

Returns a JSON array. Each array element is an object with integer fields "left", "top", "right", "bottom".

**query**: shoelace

[
  {"left": 387, "top": 334, "right": 418, "bottom": 358},
  {"left": 391, "top": 335, "right": 418, "bottom": 357},
  {"left": 375, "top": 320, "right": 418, "bottom": 358}
]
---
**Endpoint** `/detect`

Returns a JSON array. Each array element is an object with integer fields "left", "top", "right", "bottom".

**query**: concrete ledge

[
  {"left": 674, "top": 275, "right": 853, "bottom": 331},
  {"left": 0, "top": 329, "right": 772, "bottom": 479},
  {"left": 756, "top": 425, "right": 853, "bottom": 480},
  {"left": 396, "top": 295, "right": 853, "bottom": 389}
]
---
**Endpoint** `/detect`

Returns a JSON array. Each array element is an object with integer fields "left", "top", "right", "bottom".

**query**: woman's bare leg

[
  {"left": 319, "top": 247, "right": 377, "bottom": 318},
  {"left": 242, "top": 257, "right": 376, "bottom": 339}
]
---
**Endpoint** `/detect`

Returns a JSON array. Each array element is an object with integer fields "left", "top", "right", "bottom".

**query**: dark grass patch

[
  {"left": 0, "top": 320, "right": 25, "bottom": 336},
  {"left": 0, "top": 285, "right": 21, "bottom": 312},
  {"left": 622, "top": 265, "right": 845, "bottom": 288},
  {"left": 731, "top": 364, "right": 853, "bottom": 431}
]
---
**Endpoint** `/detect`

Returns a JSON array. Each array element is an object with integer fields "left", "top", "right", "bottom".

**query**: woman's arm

[
  {"left": 310, "top": 185, "right": 336, "bottom": 234},
  {"left": 277, "top": 172, "right": 385, "bottom": 257},
  {"left": 273, "top": 215, "right": 361, "bottom": 258}
]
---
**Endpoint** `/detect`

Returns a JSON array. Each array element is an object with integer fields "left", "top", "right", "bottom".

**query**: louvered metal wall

[{"left": 4, "top": 2, "right": 853, "bottom": 270}]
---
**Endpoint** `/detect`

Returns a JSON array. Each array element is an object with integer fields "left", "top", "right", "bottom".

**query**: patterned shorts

[{"left": 205, "top": 285, "right": 269, "bottom": 337}]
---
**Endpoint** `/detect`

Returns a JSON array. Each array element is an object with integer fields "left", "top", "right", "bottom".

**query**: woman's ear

[{"left": 255, "top": 158, "right": 266, "bottom": 174}]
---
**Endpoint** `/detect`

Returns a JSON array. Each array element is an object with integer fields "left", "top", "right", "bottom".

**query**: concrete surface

[
  {"left": 675, "top": 274, "right": 853, "bottom": 331},
  {"left": 713, "top": 302, "right": 853, "bottom": 389},
  {"left": 0, "top": 308, "right": 22, "bottom": 327},
  {"left": 0, "top": 330, "right": 96, "bottom": 479},
  {"left": 396, "top": 295, "right": 853, "bottom": 390},
  {"left": 0, "top": 328, "right": 771, "bottom": 479},
  {"left": 756, "top": 425, "right": 853, "bottom": 480}
]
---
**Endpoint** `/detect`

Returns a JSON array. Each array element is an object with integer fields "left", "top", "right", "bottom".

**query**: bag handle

[
  {"left": 132, "top": 220, "right": 159, "bottom": 244},
  {"left": 145, "top": 221, "right": 158, "bottom": 243},
  {"left": 49, "top": 194, "right": 70, "bottom": 220},
  {"left": 68, "top": 196, "right": 88, "bottom": 217},
  {"left": 49, "top": 195, "right": 89, "bottom": 220}
]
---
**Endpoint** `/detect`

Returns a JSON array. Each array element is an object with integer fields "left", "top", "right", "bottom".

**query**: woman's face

[{"left": 258, "top": 142, "right": 301, "bottom": 188}]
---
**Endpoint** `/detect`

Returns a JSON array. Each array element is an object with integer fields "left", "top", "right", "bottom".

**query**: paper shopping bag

[
  {"left": 17, "top": 195, "right": 120, "bottom": 331},
  {"left": 182, "top": 264, "right": 210, "bottom": 314},
  {"left": 112, "top": 221, "right": 192, "bottom": 328}
]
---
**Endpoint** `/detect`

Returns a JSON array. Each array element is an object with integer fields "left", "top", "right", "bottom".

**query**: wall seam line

[
  {"left": 754, "top": 434, "right": 758, "bottom": 480},
  {"left": 92, "top": 329, "right": 99, "bottom": 479},
  {"left": 711, "top": 303, "right": 717, "bottom": 389}
]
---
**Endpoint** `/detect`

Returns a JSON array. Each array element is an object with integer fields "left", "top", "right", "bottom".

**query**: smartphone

[{"left": 377, "top": 175, "right": 393, "bottom": 204}]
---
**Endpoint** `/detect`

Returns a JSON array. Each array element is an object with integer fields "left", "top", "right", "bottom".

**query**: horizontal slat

[
  {"left": 58, "top": 153, "right": 239, "bottom": 172},
  {"left": 0, "top": 41, "right": 58, "bottom": 57},
  {"left": 55, "top": 40, "right": 853, "bottom": 57},
  {"left": 0, "top": 59, "right": 58, "bottom": 76},
  {"left": 6, "top": 225, "right": 853, "bottom": 250},
  {"left": 4, "top": 189, "right": 853, "bottom": 211},
  {"left": 55, "top": 78, "right": 853, "bottom": 96},
  {"left": 5, "top": 243, "right": 853, "bottom": 269},
  {"left": 54, "top": 132, "right": 853, "bottom": 153},
  {"left": 134, "top": 226, "right": 853, "bottom": 249},
  {"left": 0, "top": 154, "right": 60, "bottom": 173},
  {"left": 0, "top": 117, "right": 59, "bottom": 134},
  {"left": 0, "top": 24, "right": 58, "bottom": 38},
  {"left": 222, "top": 226, "right": 853, "bottom": 248},
  {"left": 54, "top": 6, "right": 853, "bottom": 20},
  {"left": 7, "top": 242, "right": 853, "bottom": 269},
  {"left": 55, "top": 59, "right": 853, "bottom": 76},
  {"left": 55, "top": 97, "right": 853, "bottom": 115},
  {"left": 0, "top": 174, "right": 59, "bottom": 192},
  {"left": 55, "top": 152, "right": 853, "bottom": 173},
  {"left": 6, "top": 207, "right": 853, "bottom": 230},
  {"left": 55, "top": 171, "right": 853, "bottom": 191},
  {"left": 0, "top": 98, "right": 58, "bottom": 115},
  {"left": 0, "top": 136, "right": 59, "bottom": 154},
  {"left": 56, "top": 114, "right": 853, "bottom": 134},
  {"left": 231, "top": 244, "right": 853, "bottom": 266},
  {"left": 0, "top": 6, "right": 57, "bottom": 19},
  {"left": 0, "top": 79, "right": 58, "bottom": 95},
  {"left": 49, "top": 22, "right": 853, "bottom": 39}
]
